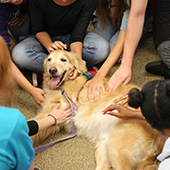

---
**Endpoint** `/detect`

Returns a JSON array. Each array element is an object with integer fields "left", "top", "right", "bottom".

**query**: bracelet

[{"left": 47, "top": 114, "right": 57, "bottom": 126}]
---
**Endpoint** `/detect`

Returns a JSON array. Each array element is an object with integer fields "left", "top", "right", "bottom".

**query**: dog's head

[{"left": 43, "top": 50, "right": 87, "bottom": 89}]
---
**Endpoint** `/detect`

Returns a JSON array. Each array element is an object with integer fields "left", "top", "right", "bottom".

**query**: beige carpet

[{"left": 12, "top": 35, "right": 163, "bottom": 170}]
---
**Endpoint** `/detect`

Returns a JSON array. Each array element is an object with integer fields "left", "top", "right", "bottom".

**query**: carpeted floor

[{"left": 12, "top": 34, "right": 163, "bottom": 170}]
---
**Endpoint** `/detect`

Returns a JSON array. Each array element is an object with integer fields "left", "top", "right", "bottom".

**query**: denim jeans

[
  {"left": 94, "top": 20, "right": 121, "bottom": 62},
  {"left": 94, "top": 20, "right": 120, "bottom": 47},
  {"left": 12, "top": 32, "right": 110, "bottom": 73}
]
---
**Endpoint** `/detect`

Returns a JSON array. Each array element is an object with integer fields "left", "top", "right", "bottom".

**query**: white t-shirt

[{"left": 157, "top": 137, "right": 170, "bottom": 170}]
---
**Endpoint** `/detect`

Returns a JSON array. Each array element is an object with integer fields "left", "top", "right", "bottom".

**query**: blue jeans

[
  {"left": 12, "top": 32, "right": 110, "bottom": 73},
  {"left": 94, "top": 20, "right": 122, "bottom": 63},
  {"left": 94, "top": 20, "right": 120, "bottom": 48}
]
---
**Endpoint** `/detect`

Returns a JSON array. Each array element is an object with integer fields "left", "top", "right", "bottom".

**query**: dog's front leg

[
  {"left": 95, "top": 142, "right": 111, "bottom": 170},
  {"left": 31, "top": 93, "right": 70, "bottom": 146}
]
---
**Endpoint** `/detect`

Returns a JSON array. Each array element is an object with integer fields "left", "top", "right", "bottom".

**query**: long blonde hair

[{"left": 0, "top": 36, "right": 15, "bottom": 106}]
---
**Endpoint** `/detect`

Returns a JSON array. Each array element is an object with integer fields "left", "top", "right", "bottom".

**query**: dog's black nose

[{"left": 49, "top": 67, "right": 57, "bottom": 75}]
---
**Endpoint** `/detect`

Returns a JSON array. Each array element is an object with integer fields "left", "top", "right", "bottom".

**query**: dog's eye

[
  {"left": 48, "top": 58, "right": 52, "bottom": 62},
  {"left": 61, "top": 58, "right": 67, "bottom": 62}
]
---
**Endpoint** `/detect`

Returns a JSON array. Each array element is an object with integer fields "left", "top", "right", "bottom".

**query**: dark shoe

[{"left": 145, "top": 61, "right": 170, "bottom": 79}]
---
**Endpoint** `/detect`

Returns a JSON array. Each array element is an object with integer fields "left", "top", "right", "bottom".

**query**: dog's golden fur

[
  {"left": 0, "top": 36, "right": 15, "bottom": 106},
  {"left": 32, "top": 50, "right": 163, "bottom": 170}
]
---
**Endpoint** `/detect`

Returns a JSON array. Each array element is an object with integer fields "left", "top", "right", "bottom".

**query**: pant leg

[
  {"left": 94, "top": 20, "right": 121, "bottom": 64},
  {"left": 12, "top": 35, "right": 48, "bottom": 73},
  {"left": 8, "top": 15, "right": 30, "bottom": 42},
  {"left": 82, "top": 32, "right": 110, "bottom": 67},
  {"left": 94, "top": 20, "right": 118, "bottom": 42},
  {"left": 157, "top": 40, "right": 170, "bottom": 69},
  {"left": 95, "top": 19, "right": 120, "bottom": 47}
]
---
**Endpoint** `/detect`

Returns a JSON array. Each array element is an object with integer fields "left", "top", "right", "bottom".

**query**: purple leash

[{"left": 34, "top": 87, "right": 77, "bottom": 154}]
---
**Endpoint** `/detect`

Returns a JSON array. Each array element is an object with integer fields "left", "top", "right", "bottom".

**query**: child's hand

[
  {"left": 48, "top": 41, "right": 67, "bottom": 52},
  {"left": 50, "top": 103, "right": 72, "bottom": 125}
]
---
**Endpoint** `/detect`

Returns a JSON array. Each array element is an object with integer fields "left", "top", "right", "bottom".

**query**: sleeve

[
  {"left": 158, "top": 158, "right": 170, "bottom": 170},
  {"left": 120, "top": 10, "right": 129, "bottom": 31},
  {"left": 0, "top": 5, "right": 11, "bottom": 50},
  {"left": 5, "top": 111, "right": 34, "bottom": 170},
  {"left": 70, "top": 0, "right": 94, "bottom": 44},
  {"left": 27, "top": 120, "right": 39, "bottom": 136},
  {"left": 28, "top": 0, "right": 46, "bottom": 35}
]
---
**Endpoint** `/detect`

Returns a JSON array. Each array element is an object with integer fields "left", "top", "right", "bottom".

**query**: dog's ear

[
  {"left": 43, "top": 56, "right": 48, "bottom": 73},
  {"left": 70, "top": 52, "right": 87, "bottom": 74}
]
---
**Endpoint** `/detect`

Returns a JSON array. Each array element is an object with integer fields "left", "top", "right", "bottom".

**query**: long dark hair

[
  {"left": 93, "top": 0, "right": 154, "bottom": 29},
  {"left": 93, "top": 0, "right": 129, "bottom": 28}
]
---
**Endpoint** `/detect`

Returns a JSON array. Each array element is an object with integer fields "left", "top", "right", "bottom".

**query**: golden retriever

[
  {"left": 0, "top": 36, "right": 15, "bottom": 106},
  {"left": 32, "top": 50, "right": 163, "bottom": 170}
]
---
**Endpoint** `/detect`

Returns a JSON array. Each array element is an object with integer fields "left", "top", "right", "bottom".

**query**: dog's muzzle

[{"left": 49, "top": 71, "right": 66, "bottom": 87}]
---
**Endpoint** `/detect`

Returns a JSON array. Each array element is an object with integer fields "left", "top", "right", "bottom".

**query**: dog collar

[{"left": 83, "top": 72, "right": 94, "bottom": 81}]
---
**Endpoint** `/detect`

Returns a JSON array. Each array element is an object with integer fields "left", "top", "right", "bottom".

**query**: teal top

[{"left": 0, "top": 106, "right": 34, "bottom": 170}]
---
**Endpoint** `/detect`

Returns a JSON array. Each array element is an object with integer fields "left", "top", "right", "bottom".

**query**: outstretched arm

[
  {"left": 102, "top": 103, "right": 143, "bottom": 119},
  {"left": 86, "top": 30, "right": 125, "bottom": 102},
  {"left": 11, "top": 61, "right": 45, "bottom": 105},
  {"left": 37, "top": 103, "right": 72, "bottom": 131},
  {"left": 28, "top": 103, "right": 72, "bottom": 136},
  {"left": 107, "top": 0, "right": 148, "bottom": 92},
  {"left": 102, "top": 91, "right": 144, "bottom": 119}
]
